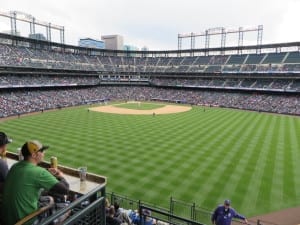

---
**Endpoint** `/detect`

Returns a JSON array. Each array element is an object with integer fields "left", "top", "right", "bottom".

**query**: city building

[
  {"left": 101, "top": 35, "right": 123, "bottom": 50},
  {"left": 124, "top": 44, "right": 139, "bottom": 56},
  {"left": 79, "top": 38, "right": 105, "bottom": 49},
  {"left": 29, "top": 33, "right": 47, "bottom": 41},
  {"left": 141, "top": 46, "right": 149, "bottom": 51},
  {"left": 123, "top": 45, "right": 139, "bottom": 51}
]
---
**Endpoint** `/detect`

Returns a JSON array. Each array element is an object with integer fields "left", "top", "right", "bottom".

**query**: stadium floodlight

[
  {"left": 0, "top": 10, "right": 65, "bottom": 44},
  {"left": 178, "top": 25, "right": 263, "bottom": 55}
]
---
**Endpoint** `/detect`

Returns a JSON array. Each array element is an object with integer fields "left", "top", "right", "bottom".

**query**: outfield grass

[{"left": 1, "top": 103, "right": 300, "bottom": 217}]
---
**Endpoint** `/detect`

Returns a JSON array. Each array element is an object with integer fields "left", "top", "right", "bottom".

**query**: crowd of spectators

[
  {"left": 1, "top": 42, "right": 300, "bottom": 117},
  {"left": 151, "top": 78, "right": 300, "bottom": 91},
  {"left": 1, "top": 43, "right": 300, "bottom": 73},
  {"left": 1, "top": 75, "right": 299, "bottom": 92},
  {"left": 0, "top": 74, "right": 99, "bottom": 86},
  {"left": 0, "top": 86, "right": 299, "bottom": 117}
]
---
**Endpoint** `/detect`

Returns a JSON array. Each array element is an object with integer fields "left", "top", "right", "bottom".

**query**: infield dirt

[{"left": 89, "top": 104, "right": 192, "bottom": 115}]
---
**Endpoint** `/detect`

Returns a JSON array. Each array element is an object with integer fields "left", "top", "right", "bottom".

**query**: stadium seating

[
  {"left": 285, "top": 52, "right": 300, "bottom": 63},
  {"left": 0, "top": 38, "right": 300, "bottom": 117},
  {"left": 244, "top": 54, "right": 265, "bottom": 64},
  {"left": 1, "top": 85, "right": 299, "bottom": 117},
  {"left": 226, "top": 55, "right": 247, "bottom": 64},
  {"left": 262, "top": 52, "right": 286, "bottom": 64},
  {"left": 1, "top": 42, "right": 300, "bottom": 74}
]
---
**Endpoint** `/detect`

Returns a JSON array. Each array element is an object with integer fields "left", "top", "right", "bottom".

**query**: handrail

[
  {"left": 14, "top": 200, "right": 55, "bottom": 225},
  {"left": 61, "top": 197, "right": 105, "bottom": 225},
  {"left": 38, "top": 184, "right": 106, "bottom": 225},
  {"left": 140, "top": 204, "right": 206, "bottom": 225}
]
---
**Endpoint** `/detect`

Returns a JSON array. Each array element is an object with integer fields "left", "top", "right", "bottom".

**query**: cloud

[
  {"left": 275, "top": 0, "right": 300, "bottom": 43},
  {"left": 1, "top": 0, "right": 299, "bottom": 50}
]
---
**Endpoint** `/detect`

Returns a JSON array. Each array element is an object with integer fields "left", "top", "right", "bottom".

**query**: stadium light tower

[
  {"left": 0, "top": 10, "right": 65, "bottom": 44},
  {"left": 256, "top": 25, "right": 263, "bottom": 54},
  {"left": 178, "top": 25, "right": 263, "bottom": 56}
]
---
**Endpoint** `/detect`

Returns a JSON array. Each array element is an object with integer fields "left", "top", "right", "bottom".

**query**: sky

[{"left": 0, "top": 0, "right": 299, "bottom": 50}]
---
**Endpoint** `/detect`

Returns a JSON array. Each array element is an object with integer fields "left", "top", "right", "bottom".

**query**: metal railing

[
  {"left": 140, "top": 205, "right": 206, "bottom": 225},
  {"left": 107, "top": 192, "right": 280, "bottom": 225},
  {"left": 32, "top": 185, "right": 106, "bottom": 225}
]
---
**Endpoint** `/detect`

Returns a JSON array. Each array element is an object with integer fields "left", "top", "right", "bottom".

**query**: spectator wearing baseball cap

[
  {"left": 1, "top": 140, "right": 69, "bottom": 225},
  {"left": 0, "top": 132, "right": 12, "bottom": 190},
  {"left": 21, "top": 140, "right": 50, "bottom": 160},
  {"left": 130, "top": 208, "right": 155, "bottom": 225},
  {"left": 211, "top": 199, "right": 248, "bottom": 225}
]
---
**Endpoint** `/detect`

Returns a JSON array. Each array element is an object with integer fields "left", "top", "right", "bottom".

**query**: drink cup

[{"left": 78, "top": 167, "right": 87, "bottom": 182}]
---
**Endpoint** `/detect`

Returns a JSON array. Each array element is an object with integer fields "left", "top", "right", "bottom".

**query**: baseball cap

[
  {"left": 142, "top": 209, "right": 151, "bottom": 216},
  {"left": 0, "top": 132, "right": 12, "bottom": 146},
  {"left": 21, "top": 140, "right": 49, "bottom": 157},
  {"left": 224, "top": 199, "right": 231, "bottom": 205}
]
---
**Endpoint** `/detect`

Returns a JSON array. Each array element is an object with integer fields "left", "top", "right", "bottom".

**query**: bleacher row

[
  {"left": 1, "top": 43, "right": 300, "bottom": 73},
  {"left": 0, "top": 74, "right": 100, "bottom": 87},
  {"left": 151, "top": 78, "right": 300, "bottom": 91},
  {"left": 1, "top": 75, "right": 300, "bottom": 92}
]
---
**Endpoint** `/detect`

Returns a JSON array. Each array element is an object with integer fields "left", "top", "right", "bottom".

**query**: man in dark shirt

[{"left": 211, "top": 200, "right": 248, "bottom": 225}]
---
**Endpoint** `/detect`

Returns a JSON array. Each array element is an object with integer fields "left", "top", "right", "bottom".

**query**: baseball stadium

[{"left": 0, "top": 11, "right": 300, "bottom": 225}]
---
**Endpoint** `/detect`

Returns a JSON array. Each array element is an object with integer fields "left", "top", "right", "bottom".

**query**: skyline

[{"left": 1, "top": 0, "right": 299, "bottom": 50}]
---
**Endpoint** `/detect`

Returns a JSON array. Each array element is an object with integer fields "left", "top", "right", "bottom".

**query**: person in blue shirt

[
  {"left": 211, "top": 200, "right": 248, "bottom": 225},
  {"left": 130, "top": 209, "right": 154, "bottom": 225}
]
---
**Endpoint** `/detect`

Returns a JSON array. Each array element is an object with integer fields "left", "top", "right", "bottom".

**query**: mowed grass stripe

[
  {"left": 282, "top": 118, "right": 297, "bottom": 203},
  {"left": 131, "top": 109, "right": 230, "bottom": 204},
  {"left": 256, "top": 116, "right": 280, "bottom": 213},
  {"left": 199, "top": 111, "right": 258, "bottom": 207},
  {"left": 270, "top": 117, "right": 285, "bottom": 210},
  {"left": 118, "top": 108, "right": 240, "bottom": 205},
  {"left": 181, "top": 110, "right": 243, "bottom": 181},
  {"left": 221, "top": 113, "right": 265, "bottom": 210},
  {"left": 101, "top": 111, "right": 203, "bottom": 203},
  {"left": 292, "top": 118, "right": 300, "bottom": 202},
  {"left": 188, "top": 110, "right": 255, "bottom": 204},
  {"left": 1, "top": 105, "right": 300, "bottom": 217},
  {"left": 236, "top": 115, "right": 273, "bottom": 215},
  {"left": 155, "top": 108, "right": 244, "bottom": 212},
  {"left": 233, "top": 114, "right": 269, "bottom": 215}
]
